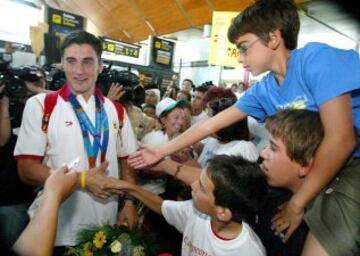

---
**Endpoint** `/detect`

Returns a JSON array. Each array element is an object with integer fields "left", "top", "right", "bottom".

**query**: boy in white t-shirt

[{"left": 106, "top": 155, "right": 267, "bottom": 255}]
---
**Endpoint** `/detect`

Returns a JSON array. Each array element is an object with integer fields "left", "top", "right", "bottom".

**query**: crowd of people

[{"left": 0, "top": 0, "right": 359, "bottom": 255}]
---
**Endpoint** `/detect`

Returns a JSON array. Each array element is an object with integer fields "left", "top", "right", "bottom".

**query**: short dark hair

[
  {"left": 194, "top": 85, "right": 209, "bottom": 94},
  {"left": 209, "top": 98, "right": 250, "bottom": 142},
  {"left": 207, "top": 155, "right": 267, "bottom": 224},
  {"left": 203, "top": 87, "right": 237, "bottom": 104},
  {"left": 265, "top": 109, "right": 324, "bottom": 166},
  {"left": 228, "top": 0, "right": 300, "bottom": 50},
  {"left": 60, "top": 31, "right": 102, "bottom": 61},
  {"left": 182, "top": 78, "right": 194, "bottom": 87}
]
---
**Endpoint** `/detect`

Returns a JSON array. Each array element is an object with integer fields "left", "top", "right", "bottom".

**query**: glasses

[
  {"left": 208, "top": 98, "right": 235, "bottom": 116},
  {"left": 238, "top": 38, "right": 261, "bottom": 56}
]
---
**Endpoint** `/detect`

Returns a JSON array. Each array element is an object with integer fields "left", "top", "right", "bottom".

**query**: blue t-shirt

[{"left": 235, "top": 42, "right": 360, "bottom": 157}]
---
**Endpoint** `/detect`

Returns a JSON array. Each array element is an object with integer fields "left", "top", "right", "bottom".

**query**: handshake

[{"left": 44, "top": 160, "right": 137, "bottom": 203}]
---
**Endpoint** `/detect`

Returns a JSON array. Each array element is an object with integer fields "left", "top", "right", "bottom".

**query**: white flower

[
  {"left": 133, "top": 246, "right": 145, "bottom": 256},
  {"left": 110, "top": 240, "right": 122, "bottom": 253}
]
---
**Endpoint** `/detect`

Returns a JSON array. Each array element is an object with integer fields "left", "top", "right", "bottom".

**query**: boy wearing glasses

[{"left": 129, "top": 1, "right": 360, "bottom": 255}]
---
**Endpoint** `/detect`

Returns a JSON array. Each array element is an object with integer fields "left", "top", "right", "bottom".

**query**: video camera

[
  {"left": 97, "top": 64, "right": 139, "bottom": 91},
  {"left": 43, "top": 65, "right": 66, "bottom": 91},
  {"left": 42, "top": 63, "right": 140, "bottom": 100},
  {"left": 0, "top": 63, "right": 43, "bottom": 98},
  {"left": 97, "top": 63, "right": 139, "bottom": 104}
]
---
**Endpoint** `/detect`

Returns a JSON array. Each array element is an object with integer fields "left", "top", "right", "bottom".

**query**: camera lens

[{"left": 6, "top": 77, "right": 27, "bottom": 97}]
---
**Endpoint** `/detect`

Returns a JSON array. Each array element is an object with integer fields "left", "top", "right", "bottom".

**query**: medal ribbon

[{"left": 68, "top": 94, "right": 109, "bottom": 168}]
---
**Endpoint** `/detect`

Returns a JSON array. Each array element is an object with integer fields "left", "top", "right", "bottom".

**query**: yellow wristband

[{"left": 80, "top": 171, "right": 86, "bottom": 190}]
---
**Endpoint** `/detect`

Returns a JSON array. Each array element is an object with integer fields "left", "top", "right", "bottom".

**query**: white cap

[{"left": 156, "top": 98, "right": 186, "bottom": 117}]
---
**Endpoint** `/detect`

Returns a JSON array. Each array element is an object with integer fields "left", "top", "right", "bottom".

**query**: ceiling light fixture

[
  {"left": 145, "top": 19, "right": 156, "bottom": 34},
  {"left": 120, "top": 29, "right": 131, "bottom": 39}
]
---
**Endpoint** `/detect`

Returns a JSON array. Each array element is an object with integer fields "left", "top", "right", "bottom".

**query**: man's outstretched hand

[{"left": 128, "top": 143, "right": 164, "bottom": 169}]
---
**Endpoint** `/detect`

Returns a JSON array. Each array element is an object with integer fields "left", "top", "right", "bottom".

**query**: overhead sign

[
  {"left": 209, "top": 11, "right": 242, "bottom": 68},
  {"left": 47, "top": 7, "right": 85, "bottom": 35},
  {"left": 101, "top": 38, "right": 140, "bottom": 58},
  {"left": 149, "top": 36, "right": 175, "bottom": 69}
]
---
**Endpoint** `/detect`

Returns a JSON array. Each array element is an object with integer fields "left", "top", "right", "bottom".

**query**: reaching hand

[
  {"left": 86, "top": 161, "right": 112, "bottom": 199},
  {"left": 107, "top": 83, "right": 125, "bottom": 101},
  {"left": 128, "top": 143, "right": 164, "bottom": 169},
  {"left": 271, "top": 200, "right": 304, "bottom": 242},
  {"left": 43, "top": 166, "right": 77, "bottom": 204}
]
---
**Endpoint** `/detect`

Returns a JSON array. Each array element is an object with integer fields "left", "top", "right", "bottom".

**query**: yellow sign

[
  {"left": 52, "top": 14, "right": 62, "bottom": 24},
  {"left": 209, "top": 11, "right": 242, "bottom": 68},
  {"left": 107, "top": 44, "right": 115, "bottom": 52},
  {"left": 155, "top": 41, "right": 161, "bottom": 49}
]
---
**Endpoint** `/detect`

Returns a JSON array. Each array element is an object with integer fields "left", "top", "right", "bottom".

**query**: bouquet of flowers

[{"left": 66, "top": 224, "right": 156, "bottom": 256}]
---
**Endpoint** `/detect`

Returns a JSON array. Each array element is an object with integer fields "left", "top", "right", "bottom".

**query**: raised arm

[
  {"left": 106, "top": 178, "right": 164, "bottom": 215},
  {"left": 13, "top": 167, "right": 77, "bottom": 256},
  {"left": 147, "top": 159, "right": 201, "bottom": 185},
  {"left": 128, "top": 106, "right": 246, "bottom": 168}
]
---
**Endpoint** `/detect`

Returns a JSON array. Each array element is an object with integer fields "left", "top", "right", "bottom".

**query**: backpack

[{"left": 41, "top": 89, "right": 125, "bottom": 133}]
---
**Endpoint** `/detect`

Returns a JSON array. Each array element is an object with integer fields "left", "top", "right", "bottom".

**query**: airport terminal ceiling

[{"left": 43, "top": 0, "right": 310, "bottom": 43}]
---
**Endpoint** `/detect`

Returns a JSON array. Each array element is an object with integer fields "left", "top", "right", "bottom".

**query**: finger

[
  {"left": 129, "top": 150, "right": 142, "bottom": 159},
  {"left": 132, "top": 163, "right": 146, "bottom": 169},
  {"left": 271, "top": 218, "right": 286, "bottom": 229},
  {"left": 98, "top": 192, "right": 111, "bottom": 199},
  {"left": 118, "top": 90, "right": 125, "bottom": 97},
  {"left": 97, "top": 161, "right": 109, "bottom": 174},
  {"left": 117, "top": 216, "right": 127, "bottom": 226},
  {"left": 128, "top": 155, "right": 143, "bottom": 165},
  {"left": 67, "top": 169, "right": 78, "bottom": 179},
  {"left": 271, "top": 212, "right": 284, "bottom": 222},
  {"left": 283, "top": 226, "right": 295, "bottom": 242},
  {"left": 278, "top": 202, "right": 286, "bottom": 210},
  {"left": 274, "top": 222, "right": 289, "bottom": 234}
]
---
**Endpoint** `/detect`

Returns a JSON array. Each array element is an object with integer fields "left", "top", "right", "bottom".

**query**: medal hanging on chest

[{"left": 68, "top": 94, "right": 109, "bottom": 168}]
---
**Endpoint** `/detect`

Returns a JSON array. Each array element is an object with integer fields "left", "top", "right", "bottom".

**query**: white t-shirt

[
  {"left": 138, "top": 130, "right": 169, "bottom": 194},
  {"left": 191, "top": 111, "right": 209, "bottom": 126},
  {"left": 14, "top": 92, "right": 138, "bottom": 246},
  {"left": 198, "top": 138, "right": 259, "bottom": 169},
  {"left": 162, "top": 200, "right": 266, "bottom": 256}
]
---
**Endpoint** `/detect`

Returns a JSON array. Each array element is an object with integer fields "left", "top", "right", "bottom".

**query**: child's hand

[
  {"left": 44, "top": 166, "right": 77, "bottom": 204},
  {"left": 271, "top": 200, "right": 304, "bottom": 242},
  {"left": 128, "top": 143, "right": 164, "bottom": 169}
]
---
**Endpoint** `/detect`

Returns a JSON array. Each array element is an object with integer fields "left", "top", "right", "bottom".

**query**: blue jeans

[{"left": 0, "top": 203, "right": 30, "bottom": 248}]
